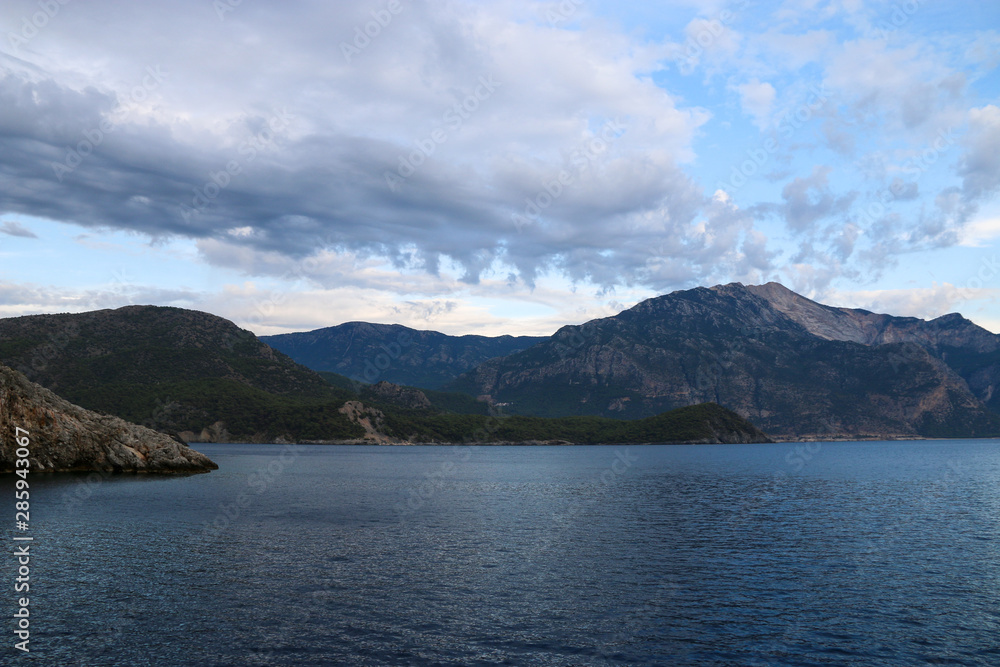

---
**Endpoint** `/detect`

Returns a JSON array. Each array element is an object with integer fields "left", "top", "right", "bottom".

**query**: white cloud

[
  {"left": 959, "top": 216, "right": 1000, "bottom": 247},
  {"left": 824, "top": 38, "right": 966, "bottom": 134},
  {"left": 827, "top": 284, "right": 1000, "bottom": 328},
  {"left": 960, "top": 105, "right": 1000, "bottom": 202},
  {"left": 735, "top": 78, "right": 776, "bottom": 129}
]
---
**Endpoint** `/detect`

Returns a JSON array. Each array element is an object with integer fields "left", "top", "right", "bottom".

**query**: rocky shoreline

[{"left": 0, "top": 365, "right": 217, "bottom": 474}]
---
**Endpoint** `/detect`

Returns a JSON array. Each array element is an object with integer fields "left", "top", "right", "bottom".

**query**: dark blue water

[{"left": 4, "top": 440, "right": 1000, "bottom": 665}]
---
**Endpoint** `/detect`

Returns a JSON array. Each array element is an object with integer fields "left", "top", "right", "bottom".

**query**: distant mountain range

[
  {"left": 261, "top": 322, "right": 544, "bottom": 389},
  {"left": 0, "top": 305, "right": 764, "bottom": 445},
  {"left": 3, "top": 282, "right": 997, "bottom": 442},
  {"left": 259, "top": 282, "right": 1000, "bottom": 439}
]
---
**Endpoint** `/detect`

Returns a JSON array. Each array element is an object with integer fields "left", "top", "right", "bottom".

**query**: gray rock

[{"left": 0, "top": 364, "right": 217, "bottom": 473}]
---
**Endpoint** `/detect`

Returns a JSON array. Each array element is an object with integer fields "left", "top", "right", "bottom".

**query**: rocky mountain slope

[
  {"left": 744, "top": 283, "right": 1000, "bottom": 413},
  {"left": 448, "top": 283, "right": 1000, "bottom": 439},
  {"left": 0, "top": 364, "right": 217, "bottom": 473},
  {"left": 262, "top": 322, "right": 545, "bottom": 389}
]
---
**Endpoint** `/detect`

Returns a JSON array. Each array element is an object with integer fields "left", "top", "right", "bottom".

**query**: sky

[{"left": 0, "top": 0, "right": 998, "bottom": 336}]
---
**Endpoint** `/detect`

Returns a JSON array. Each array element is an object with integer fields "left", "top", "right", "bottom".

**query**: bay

[{"left": 4, "top": 440, "right": 1000, "bottom": 665}]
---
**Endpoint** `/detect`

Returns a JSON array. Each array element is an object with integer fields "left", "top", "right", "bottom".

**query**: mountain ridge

[
  {"left": 3, "top": 283, "right": 997, "bottom": 441},
  {"left": 261, "top": 322, "right": 545, "bottom": 389},
  {"left": 447, "top": 283, "right": 1000, "bottom": 439},
  {"left": 0, "top": 305, "right": 768, "bottom": 445}
]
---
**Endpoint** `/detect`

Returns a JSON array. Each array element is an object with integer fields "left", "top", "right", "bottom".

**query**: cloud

[
  {"left": 766, "top": 165, "right": 855, "bottom": 233},
  {"left": 676, "top": 15, "right": 742, "bottom": 74},
  {"left": 0, "top": 221, "right": 37, "bottom": 238},
  {"left": 959, "top": 216, "right": 1000, "bottom": 247},
  {"left": 735, "top": 78, "right": 776, "bottom": 129},
  {"left": 959, "top": 105, "right": 1000, "bottom": 204},
  {"left": 825, "top": 39, "right": 964, "bottom": 133},
  {"left": 0, "top": 0, "right": 731, "bottom": 294},
  {"left": 828, "top": 284, "right": 1000, "bottom": 329},
  {"left": 0, "top": 279, "right": 201, "bottom": 313},
  {"left": 0, "top": 0, "right": 996, "bottom": 321}
]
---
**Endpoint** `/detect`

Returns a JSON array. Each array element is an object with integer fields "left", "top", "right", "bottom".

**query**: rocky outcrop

[
  {"left": 176, "top": 421, "right": 232, "bottom": 444},
  {"left": 338, "top": 401, "right": 394, "bottom": 443},
  {"left": 364, "top": 381, "right": 432, "bottom": 410},
  {"left": 0, "top": 364, "right": 217, "bottom": 473}
]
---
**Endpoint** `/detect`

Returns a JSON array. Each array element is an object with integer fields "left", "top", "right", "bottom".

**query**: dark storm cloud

[{"left": 0, "top": 0, "right": 754, "bottom": 292}]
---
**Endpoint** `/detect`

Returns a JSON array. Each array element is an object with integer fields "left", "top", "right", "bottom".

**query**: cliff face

[
  {"left": 449, "top": 283, "right": 1000, "bottom": 439},
  {"left": 0, "top": 364, "right": 217, "bottom": 473},
  {"left": 743, "top": 282, "right": 1000, "bottom": 413}
]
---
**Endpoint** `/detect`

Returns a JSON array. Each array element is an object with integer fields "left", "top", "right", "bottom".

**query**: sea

[{"left": 3, "top": 440, "right": 999, "bottom": 666}]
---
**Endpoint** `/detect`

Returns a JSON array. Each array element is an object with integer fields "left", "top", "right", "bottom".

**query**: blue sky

[{"left": 1, "top": 0, "right": 998, "bottom": 335}]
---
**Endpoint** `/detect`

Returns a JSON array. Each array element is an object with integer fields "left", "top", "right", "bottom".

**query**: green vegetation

[
  {"left": 68, "top": 378, "right": 364, "bottom": 441},
  {"left": 381, "top": 402, "right": 768, "bottom": 444},
  {"left": 0, "top": 305, "right": 770, "bottom": 444},
  {"left": 319, "top": 371, "right": 492, "bottom": 415}
]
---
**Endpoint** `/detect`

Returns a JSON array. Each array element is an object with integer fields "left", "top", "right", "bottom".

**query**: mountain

[
  {"left": 0, "top": 306, "right": 364, "bottom": 442},
  {"left": 448, "top": 283, "right": 1000, "bottom": 439},
  {"left": 744, "top": 282, "right": 1000, "bottom": 413},
  {"left": 261, "top": 322, "right": 546, "bottom": 389},
  {"left": 0, "top": 364, "right": 216, "bottom": 473},
  {"left": 0, "top": 305, "right": 334, "bottom": 397},
  {"left": 0, "top": 306, "right": 765, "bottom": 446}
]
